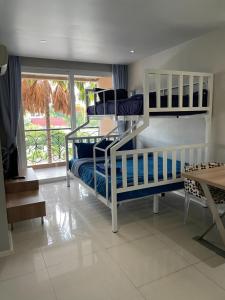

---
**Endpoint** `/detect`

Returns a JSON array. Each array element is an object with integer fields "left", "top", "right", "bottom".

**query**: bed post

[
  {"left": 153, "top": 194, "right": 159, "bottom": 214},
  {"left": 111, "top": 148, "right": 118, "bottom": 233},
  {"left": 65, "top": 136, "right": 70, "bottom": 187},
  {"left": 111, "top": 193, "right": 118, "bottom": 233}
]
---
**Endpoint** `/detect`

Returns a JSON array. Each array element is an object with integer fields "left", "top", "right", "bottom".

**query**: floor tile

[
  {"left": 140, "top": 266, "right": 225, "bottom": 300},
  {"left": 0, "top": 269, "right": 56, "bottom": 300},
  {"left": 0, "top": 250, "right": 45, "bottom": 281},
  {"left": 156, "top": 223, "right": 215, "bottom": 264},
  {"left": 48, "top": 251, "right": 144, "bottom": 300},
  {"left": 41, "top": 235, "right": 102, "bottom": 267},
  {"left": 195, "top": 256, "right": 225, "bottom": 290},
  {"left": 91, "top": 221, "right": 151, "bottom": 249},
  {"left": 108, "top": 235, "right": 189, "bottom": 287}
]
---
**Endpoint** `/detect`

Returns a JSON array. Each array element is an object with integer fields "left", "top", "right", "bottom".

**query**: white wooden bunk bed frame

[{"left": 66, "top": 69, "right": 213, "bottom": 233}]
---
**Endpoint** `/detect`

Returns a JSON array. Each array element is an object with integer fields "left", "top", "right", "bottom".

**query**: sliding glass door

[
  {"left": 22, "top": 73, "right": 71, "bottom": 166},
  {"left": 21, "top": 72, "right": 113, "bottom": 167}
]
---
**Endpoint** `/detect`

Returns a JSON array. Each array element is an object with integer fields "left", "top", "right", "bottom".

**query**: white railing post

[
  {"left": 144, "top": 152, "right": 148, "bottom": 184},
  {"left": 156, "top": 73, "right": 161, "bottom": 108},
  {"left": 172, "top": 150, "right": 177, "bottom": 179},
  {"left": 133, "top": 153, "right": 138, "bottom": 186},
  {"left": 122, "top": 154, "right": 127, "bottom": 189},
  {"left": 153, "top": 152, "right": 158, "bottom": 183},
  {"left": 199, "top": 76, "right": 203, "bottom": 108},
  {"left": 179, "top": 74, "right": 183, "bottom": 108},
  {"left": 163, "top": 151, "right": 167, "bottom": 181},
  {"left": 168, "top": 73, "right": 172, "bottom": 108},
  {"left": 189, "top": 75, "right": 194, "bottom": 108},
  {"left": 65, "top": 136, "right": 70, "bottom": 187},
  {"left": 111, "top": 149, "right": 118, "bottom": 233}
]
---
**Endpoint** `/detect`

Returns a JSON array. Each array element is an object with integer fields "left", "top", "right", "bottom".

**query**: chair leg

[{"left": 184, "top": 192, "right": 191, "bottom": 224}]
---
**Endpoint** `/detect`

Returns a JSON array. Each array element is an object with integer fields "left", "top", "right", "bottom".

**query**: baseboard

[{"left": 0, "top": 231, "right": 14, "bottom": 257}]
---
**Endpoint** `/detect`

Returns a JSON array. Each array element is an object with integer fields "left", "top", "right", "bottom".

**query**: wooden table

[{"left": 182, "top": 166, "right": 225, "bottom": 249}]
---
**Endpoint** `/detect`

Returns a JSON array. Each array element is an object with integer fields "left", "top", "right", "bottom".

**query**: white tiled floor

[{"left": 1, "top": 179, "right": 225, "bottom": 300}]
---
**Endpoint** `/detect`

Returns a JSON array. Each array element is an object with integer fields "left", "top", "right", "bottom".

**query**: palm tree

[
  {"left": 22, "top": 78, "right": 72, "bottom": 164},
  {"left": 22, "top": 79, "right": 53, "bottom": 163},
  {"left": 52, "top": 80, "right": 70, "bottom": 115}
]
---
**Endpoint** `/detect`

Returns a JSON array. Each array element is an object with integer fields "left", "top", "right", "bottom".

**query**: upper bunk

[{"left": 85, "top": 70, "right": 213, "bottom": 119}]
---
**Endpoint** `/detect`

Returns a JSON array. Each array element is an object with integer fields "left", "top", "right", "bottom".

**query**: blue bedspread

[
  {"left": 87, "top": 92, "right": 208, "bottom": 116},
  {"left": 87, "top": 95, "right": 143, "bottom": 116},
  {"left": 70, "top": 155, "right": 184, "bottom": 201}
]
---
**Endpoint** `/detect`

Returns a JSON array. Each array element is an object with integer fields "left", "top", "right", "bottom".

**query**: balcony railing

[{"left": 25, "top": 127, "right": 99, "bottom": 166}]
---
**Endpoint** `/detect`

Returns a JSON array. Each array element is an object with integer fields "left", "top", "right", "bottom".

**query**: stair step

[
  {"left": 6, "top": 191, "right": 46, "bottom": 225},
  {"left": 5, "top": 168, "right": 39, "bottom": 193}
]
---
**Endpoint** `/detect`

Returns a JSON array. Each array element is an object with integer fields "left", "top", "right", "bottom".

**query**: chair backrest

[{"left": 184, "top": 162, "right": 225, "bottom": 204}]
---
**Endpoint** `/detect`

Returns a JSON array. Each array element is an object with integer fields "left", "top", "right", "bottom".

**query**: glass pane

[{"left": 22, "top": 74, "right": 71, "bottom": 166}]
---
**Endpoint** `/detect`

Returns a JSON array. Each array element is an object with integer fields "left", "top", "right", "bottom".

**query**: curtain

[
  {"left": 112, "top": 64, "right": 129, "bottom": 134},
  {"left": 112, "top": 64, "right": 128, "bottom": 90},
  {"left": 0, "top": 56, "right": 21, "bottom": 179}
]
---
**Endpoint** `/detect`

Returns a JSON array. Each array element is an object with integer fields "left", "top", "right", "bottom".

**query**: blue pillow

[
  {"left": 74, "top": 139, "right": 133, "bottom": 158},
  {"left": 96, "top": 140, "right": 113, "bottom": 157},
  {"left": 94, "top": 88, "right": 128, "bottom": 102},
  {"left": 118, "top": 140, "right": 133, "bottom": 151},
  {"left": 74, "top": 143, "right": 95, "bottom": 158}
]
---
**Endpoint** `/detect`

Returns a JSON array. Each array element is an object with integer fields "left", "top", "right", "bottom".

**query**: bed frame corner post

[
  {"left": 111, "top": 193, "right": 118, "bottom": 233},
  {"left": 153, "top": 194, "right": 159, "bottom": 214},
  {"left": 65, "top": 136, "right": 70, "bottom": 187},
  {"left": 111, "top": 148, "right": 118, "bottom": 233}
]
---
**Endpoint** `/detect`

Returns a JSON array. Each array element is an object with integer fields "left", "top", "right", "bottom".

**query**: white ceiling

[{"left": 0, "top": 0, "right": 225, "bottom": 64}]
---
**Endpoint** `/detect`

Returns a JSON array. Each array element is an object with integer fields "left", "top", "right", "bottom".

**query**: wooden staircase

[{"left": 5, "top": 168, "right": 46, "bottom": 230}]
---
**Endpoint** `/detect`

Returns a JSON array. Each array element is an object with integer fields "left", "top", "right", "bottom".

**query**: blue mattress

[{"left": 69, "top": 155, "right": 184, "bottom": 201}]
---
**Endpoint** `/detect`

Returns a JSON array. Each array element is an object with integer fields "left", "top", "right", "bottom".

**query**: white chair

[{"left": 183, "top": 163, "right": 225, "bottom": 232}]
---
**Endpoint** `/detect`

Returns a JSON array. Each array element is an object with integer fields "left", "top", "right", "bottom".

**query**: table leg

[{"left": 200, "top": 182, "right": 225, "bottom": 247}]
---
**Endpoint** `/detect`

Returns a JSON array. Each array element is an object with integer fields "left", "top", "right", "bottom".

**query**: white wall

[
  {"left": 21, "top": 57, "right": 112, "bottom": 77},
  {"left": 128, "top": 27, "right": 225, "bottom": 161}
]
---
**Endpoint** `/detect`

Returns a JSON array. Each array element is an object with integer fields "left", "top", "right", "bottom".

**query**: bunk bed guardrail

[
  {"left": 84, "top": 70, "right": 213, "bottom": 120},
  {"left": 145, "top": 69, "right": 213, "bottom": 113},
  {"left": 86, "top": 88, "right": 118, "bottom": 118},
  {"left": 109, "top": 142, "right": 208, "bottom": 232}
]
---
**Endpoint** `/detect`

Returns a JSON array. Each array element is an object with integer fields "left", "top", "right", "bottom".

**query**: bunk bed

[{"left": 66, "top": 69, "right": 213, "bottom": 233}]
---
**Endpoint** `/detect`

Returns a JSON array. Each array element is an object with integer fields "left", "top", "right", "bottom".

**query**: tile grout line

[
  {"left": 44, "top": 263, "right": 59, "bottom": 300},
  {"left": 192, "top": 263, "right": 225, "bottom": 293}
]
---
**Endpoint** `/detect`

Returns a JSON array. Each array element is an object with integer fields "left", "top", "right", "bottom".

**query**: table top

[{"left": 182, "top": 166, "right": 225, "bottom": 190}]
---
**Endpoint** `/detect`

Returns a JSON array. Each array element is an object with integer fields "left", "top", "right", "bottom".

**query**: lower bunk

[
  {"left": 67, "top": 142, "right": 207, "bottom": 232},
  {"left": 69, "top": 155, "right": 184, "bottom": 201}
]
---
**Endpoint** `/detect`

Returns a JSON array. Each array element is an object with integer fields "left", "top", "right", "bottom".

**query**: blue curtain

[
  {"left": 112, "top": 64, "right": 128, "bottom": 90},
  {"left": 112, "top": 64, "right": 131, "bottom": 135},
  {"left": 0, "top": 56, "right": 21, "bottom": 178}
]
